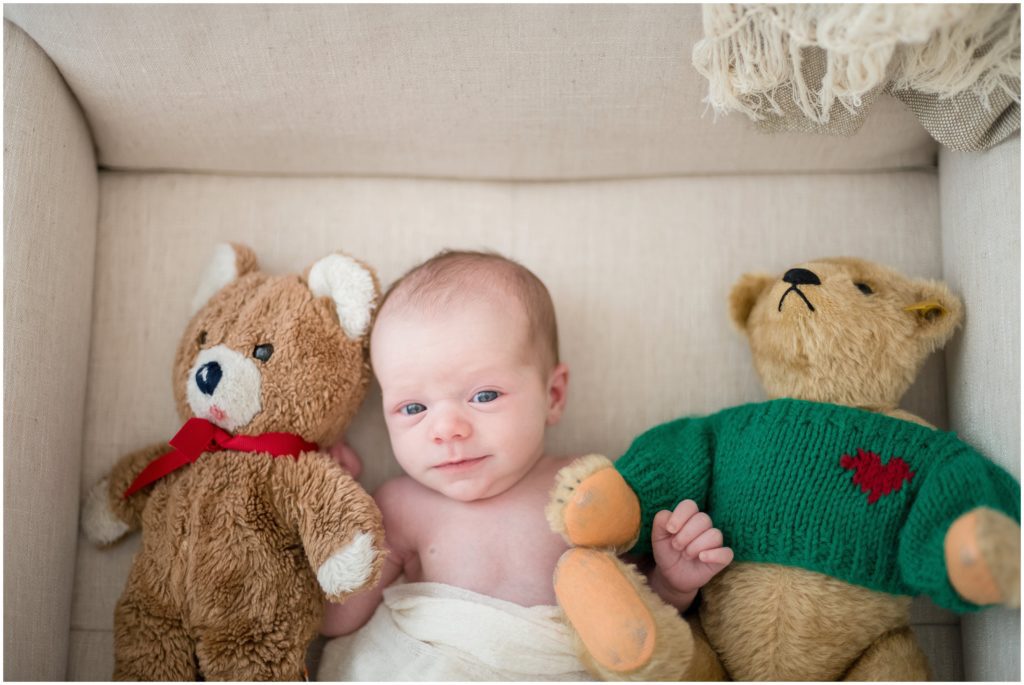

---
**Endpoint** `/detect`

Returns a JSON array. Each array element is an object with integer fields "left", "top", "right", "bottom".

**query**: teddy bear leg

[
  {"left": 555, "top": 548, "right": 725, "bottom": 680},
  {"left": 195, "top": 621, "right": 312, "bottom": 680},
  {"left": 113, "top": 594, "right": 197, "bottom": 680},
  {"left": 686, "top": 613, "right": 729, "bottom": 680},
  {"left": 546, "top": 455, "right": 641, "bottom": 551},
  {"left": 841, "top": 627, "right": 930, "bottom": 681}
]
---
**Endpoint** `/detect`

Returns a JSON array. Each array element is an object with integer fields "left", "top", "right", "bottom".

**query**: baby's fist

[{"left": 652, "top": 500, "right": 733, "bottom": 596}]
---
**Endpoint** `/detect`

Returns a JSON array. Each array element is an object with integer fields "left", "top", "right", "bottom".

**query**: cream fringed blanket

[
  {"left": 316, "top": 582, "right": 589, "bottom": 681},
  {"left": 692, "top": 4, "right": 1021, "bottom": 151}
]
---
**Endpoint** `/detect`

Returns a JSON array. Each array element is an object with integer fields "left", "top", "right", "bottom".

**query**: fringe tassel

[{"left": 692, "top": 4, "right": 1021, "bottom": 123}]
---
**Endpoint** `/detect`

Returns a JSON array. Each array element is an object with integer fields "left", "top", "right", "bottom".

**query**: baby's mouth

[{"left": 434, "top": 455, "right": 490, "bottom": 470}]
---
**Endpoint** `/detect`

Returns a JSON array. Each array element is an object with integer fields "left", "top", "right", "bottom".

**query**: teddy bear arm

[
  {"left": 273, "top": 455, "right": 386, "bottom": 600},
  {"left": 900, "top": 448, "right": 1020, "bottom": 611},
  {"left": 82, "top": 442, "right": 171, "bottom": 545}
]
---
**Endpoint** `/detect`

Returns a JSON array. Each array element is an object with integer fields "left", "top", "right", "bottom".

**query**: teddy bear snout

[
  {"left": 185, "top": 344, "right": 263, "bottom": 431},
  {"left": 196, "top": 361, "right": 222, "bottom": 396}
]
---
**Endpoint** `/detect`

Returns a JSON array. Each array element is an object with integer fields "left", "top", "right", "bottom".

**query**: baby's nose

[{"left": 431, "top": 410, "right": 472, "bottom": 443}]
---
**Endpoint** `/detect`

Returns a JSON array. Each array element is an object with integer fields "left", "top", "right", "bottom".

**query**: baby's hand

[
  {"left": 651, "top": 500, "right": 733, "bottom": 599},
  {"left": 328, "top": 439, "right": 363, "bottom": 479}
]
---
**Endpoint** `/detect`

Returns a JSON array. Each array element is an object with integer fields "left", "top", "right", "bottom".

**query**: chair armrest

[
  {"left": 3, "top": 19, "right": 99, "bottom": 681},
  {"left": 939, "top": 135, "right": 1021, "bottom": 681}
]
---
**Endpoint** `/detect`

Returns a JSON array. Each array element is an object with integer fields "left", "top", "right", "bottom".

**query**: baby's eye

[
  {"left": 399, "top": 403, "right": 426, "bottom": 416},
  {"left": 471, "top": 390, "right": 501, "bottom": 403},
  {"left": 854, "top": 282, "right": 874, "bottom": 295}
]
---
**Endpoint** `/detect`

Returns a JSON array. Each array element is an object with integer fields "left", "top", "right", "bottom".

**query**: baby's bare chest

[{"left": 411, "top": 493, "right": 568, "bottom": 606}]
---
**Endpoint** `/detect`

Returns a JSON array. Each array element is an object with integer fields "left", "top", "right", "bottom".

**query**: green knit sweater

[{"left": 616, "top": 399, "right": 1020, "bottom": 613}]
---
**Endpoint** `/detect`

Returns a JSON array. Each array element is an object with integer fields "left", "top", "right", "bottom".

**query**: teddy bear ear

[
  {"left": 306, "top": 253, "right": 381, "bottom": 340},
  {"left": 190, "top": 243, "right": 259, "bottom": 314},
  {"left": 904, "top": 279, "right": 964, "bottom": 351},
  {"left": 728, "top": 273, "right": 776, "bottom": 332}
]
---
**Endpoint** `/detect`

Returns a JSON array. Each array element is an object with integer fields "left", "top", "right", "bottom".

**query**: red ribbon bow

[{"left": 123, "top": 417, "right": 319, "bottom": 498}]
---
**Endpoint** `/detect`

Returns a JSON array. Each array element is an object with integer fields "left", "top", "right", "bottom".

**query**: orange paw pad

[
  {"left": 554, "top": 548, "right": 656, "bottom": 673},
  {"left": 563, "top": 468, "right": 640, "bottom": 548},
  {"left": 945, "top": 510, "right": 1002, "bottom": 605}
]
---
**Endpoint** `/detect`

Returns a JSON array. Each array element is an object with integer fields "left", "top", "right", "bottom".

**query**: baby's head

[{"left": 371, "top": 250, "right": 568, "bottom": 501}]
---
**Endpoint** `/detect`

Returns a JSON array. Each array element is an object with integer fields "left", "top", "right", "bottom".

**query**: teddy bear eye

[
  {"left": 855, "top": 282, "right": 874, "bottom": 295},
  {"left": 197, "top": 330, "right": 207, "bottom": 346},
  {"left": 253, "top": 344, "right": 274, "bottom": 362}
]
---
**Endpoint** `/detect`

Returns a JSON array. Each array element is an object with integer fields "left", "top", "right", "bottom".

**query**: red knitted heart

[{"left": 840, "top": 448, "right": 915, "bottom": 504}]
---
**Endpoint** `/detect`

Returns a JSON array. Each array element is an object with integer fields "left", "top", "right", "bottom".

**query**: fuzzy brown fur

[
  {"left": 84, "top": 244, "right": 386, "bottom": 680},
  {"left": 549, "top": 257, "right": 1019, "bottom": 681}
]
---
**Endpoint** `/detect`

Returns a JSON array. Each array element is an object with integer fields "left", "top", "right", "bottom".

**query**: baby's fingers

[
  {"left": 685, "top": 527, "right": 724, "bottom": 558},
  {"left": 696, "top": 546, "right": 734, "bottom": 567},
  {"left": 671, "top": 511, "right": 712, "bottom": 552},
  {"left": 664, "top": 500, "right": 699, "bottom": 535}
]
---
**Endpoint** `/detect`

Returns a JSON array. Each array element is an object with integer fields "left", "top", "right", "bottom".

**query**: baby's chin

[
  {"left": 430, "top": 469, "right": 526, "bottom": 502},
  {"left": 435, "top": 478, "right": 503, "bottom": 502}
]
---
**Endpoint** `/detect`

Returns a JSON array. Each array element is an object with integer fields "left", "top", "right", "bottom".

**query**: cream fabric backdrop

[
  {"left": 3, "top": 4, "right": 935, "bottom": 179},
  {"left": 3, "top": 22, "right": 99, "bottom": 682},
  {"left": 65, "top": 169, "right": 962, "bottom": 679},
  {"left": 940, "top": 136, "right": 1022, "bottom": 682}
]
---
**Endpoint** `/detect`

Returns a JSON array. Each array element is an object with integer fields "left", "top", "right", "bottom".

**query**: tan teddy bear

[
  {"left": 81, "top": 243, "right": 387, "bottom": 680},
  {"left": 546, "top": 257, "right": 1021, "bottom": 681}
]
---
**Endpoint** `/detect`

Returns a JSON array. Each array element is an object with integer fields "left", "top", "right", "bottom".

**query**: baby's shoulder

[
  {"left": 373, "top": 476, "right": 437, "bottom": 552},
  {"left": 532, "top": 454, "right": 579, "bottom": 481},
  {"left": 374, "top": 474, "right": 434, "bottom": 512}
]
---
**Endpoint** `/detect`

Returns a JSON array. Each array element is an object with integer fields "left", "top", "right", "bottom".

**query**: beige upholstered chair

[{"left": 4, "top": 5, "right": 1018, "bottom": 680}]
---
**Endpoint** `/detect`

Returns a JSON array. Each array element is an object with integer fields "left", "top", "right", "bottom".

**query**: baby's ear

[
  {"left": 306, "top": 252, "right": 381, "bottom": 340},
  {"left": 728, "top": 273, "right": 775, "bottom": 333},
  {"left": 904, "top": 279, "right": 964, "bottom": 352},
  {"left": 191, "top": 243, "right": 259, "bottom": 314}
]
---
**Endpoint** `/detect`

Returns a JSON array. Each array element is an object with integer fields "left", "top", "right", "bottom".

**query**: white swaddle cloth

[{"left": 317, "top": 581, "right": 590, "bottom": 681}]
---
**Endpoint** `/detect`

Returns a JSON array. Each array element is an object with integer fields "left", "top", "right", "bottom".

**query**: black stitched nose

[
  {"left": 196, "top": 362, "right": 222, "bottom": 396},
  {"left": 783, "top": 268, "right": 821, "bottom": 286}
]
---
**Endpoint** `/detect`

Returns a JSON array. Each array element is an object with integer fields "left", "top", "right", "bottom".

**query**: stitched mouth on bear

[{"left": 778, "top": 285, "right": 816, "bottom": 313}]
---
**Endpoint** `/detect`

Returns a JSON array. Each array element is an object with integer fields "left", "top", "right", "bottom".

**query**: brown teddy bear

[
  {"left": 81, "top": 243, "right": 387, "bottom": 680},
  {"left": 546, "top": 257, "right": 1021, "bottom": 680}
]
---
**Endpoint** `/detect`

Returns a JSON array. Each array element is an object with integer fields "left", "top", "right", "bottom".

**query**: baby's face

[{"left": 372, "top": 297, "right": 561, "bottom": 501}]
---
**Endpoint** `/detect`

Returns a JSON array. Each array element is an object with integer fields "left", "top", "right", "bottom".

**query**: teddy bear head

[
  {"left": 728, "top": 257, "right": 963, "bottom": 410},
  {"left": 171, "top": 243, "right": 379, "bottom": 445}
]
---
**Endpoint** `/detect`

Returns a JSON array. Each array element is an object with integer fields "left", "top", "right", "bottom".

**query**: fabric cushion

[
  {"left": 940, "top": 135, "right": 1021, "bottom": 682},
  {"left": 3, "top": 20, "right": 99, "bottom": 682},
  {"left": 3, "top": 4, "right": 936, "bottom": 179},
  {"left": 67, "top": 168, "right": 963, "bottom": 679}
]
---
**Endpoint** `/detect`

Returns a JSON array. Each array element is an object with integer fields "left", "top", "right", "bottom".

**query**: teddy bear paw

[
  {"left": 546, "top": 454, "right": 641, "bottom": 551},
  {"left": 81, "top": 478, "right": 130, "bottom": 546},
  {"left": 945, "top": 507, "right": 1020, "bottom": 607},
  {"left": 317, "top": 532, "right": 378, "bottom": 599}
]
